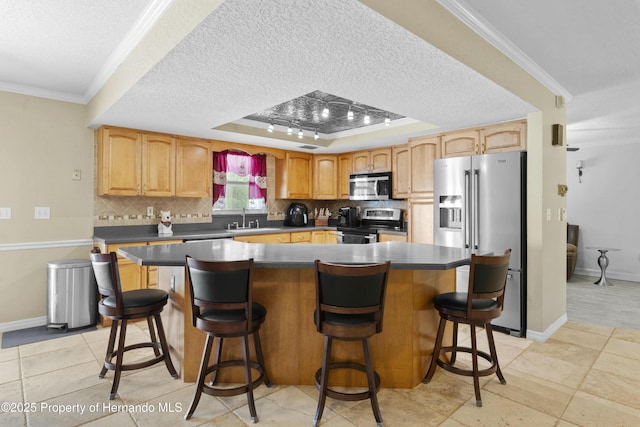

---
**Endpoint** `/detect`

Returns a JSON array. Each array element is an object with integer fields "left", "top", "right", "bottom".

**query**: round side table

[{"left": 586, "top": 247, "right": 620, "bottom": 286}]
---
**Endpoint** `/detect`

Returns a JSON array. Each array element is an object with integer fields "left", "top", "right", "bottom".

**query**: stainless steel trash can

[{"left": 47, "top": 259, "right": 97, "bottom": 330}]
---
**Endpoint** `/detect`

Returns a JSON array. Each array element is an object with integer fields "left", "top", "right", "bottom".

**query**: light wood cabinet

[
  {"left": 479, "top": 120, "right": 527, "bottom": 154},
  {"left": 97, "top": 126, "right": 209, "bottom": 198},
  {"left": 97, "top": 127, "right": 142, "bottom": 196},
  {"left": 392, "top": 144, "right": 410, "bottom": 198},
  {"left": 313, "top": 155, "right": 338, "bottom": 199},
  {"left": 441, "top": 129, "right": 479, "bottom": 158},
  {"left": 142, "top": 133, "right": 176, "bottom": 197},
  {"left": 337, "top": 154, "right": 353, "bottom": 199},
  {"left": 233, "top": 233, "right": 291, "bottom": 244},
  {"left": 175, "top": 137, "right": 212, "bottom": 197},
  {"left": 408, "top": 199, "right": 434, "bottom": 244},
  {"left": 352, "top": 148, "right": 392, "bottom": 173},
  {"left": 441, "top": 120, "right": 526, "bottom": 158},
  {"left": 378, "top": 233, "right": 408, "bottom": 243},
  {"left": 291, "top": 231, "right": 312, "bottom": 243},
  {"left": 409, "top": 136, "right": 440, "bottom": 199},
  {"left": 312, "top": 230, "right": 337, "bottom": 244},
  {"left": 275, "top": 152, "right": 313, "bottom": 199}
]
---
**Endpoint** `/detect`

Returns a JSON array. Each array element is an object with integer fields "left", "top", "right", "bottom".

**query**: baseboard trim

[
  {"left": 526, "top": 313, "right": 567, "bottom": 343},
  {"left": 0, "top": 316, "right": 47, "bottom": 333}
]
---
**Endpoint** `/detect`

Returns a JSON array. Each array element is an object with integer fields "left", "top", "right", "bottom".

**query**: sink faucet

[{"left": 241, "top": 208, "right": 246, "bottom": 229}]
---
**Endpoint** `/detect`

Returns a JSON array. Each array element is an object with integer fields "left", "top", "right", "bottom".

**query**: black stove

[{"left": 337, "top": 208, "right": 403, "bottom": 244}]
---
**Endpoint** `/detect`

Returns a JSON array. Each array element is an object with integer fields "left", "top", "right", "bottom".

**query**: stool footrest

[
  {"left": 436, "top": 345, "right": 498, "bottom": 378},
  {"left": 202, "top": 359, "right": 266, "bottom": 398},
  {"left": 314, "top": 362, "right": 380, "bottom": 402},
  {"left": 103, "top": 342, "right": 168, "bottom": 373}
]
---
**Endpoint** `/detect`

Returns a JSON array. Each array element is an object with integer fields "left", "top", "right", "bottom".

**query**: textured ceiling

[
  {"left": 2, "top": 0, "right": 639, "bottom": 150},
  {"left": 93, "top": 0, "right": 535, "bottom": 151}
]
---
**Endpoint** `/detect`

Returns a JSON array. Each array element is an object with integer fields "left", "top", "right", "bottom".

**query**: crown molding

[
  {"left": 83, "top": 0, "right": 175, "bottom": 103},
  {"left": 437, "top": 0, "right": 573, "bottom": 103}
]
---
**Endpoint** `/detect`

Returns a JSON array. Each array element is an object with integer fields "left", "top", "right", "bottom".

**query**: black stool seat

[
  {"left": 312, "top": 260, "right": 390, "bottom": 427},
  {"left": 434, "top": 292, "right": 499, "bottom": 312},
  {"left": 423, "top": 249, "right": 512, "bottom": 407},
  {"left": 90, "top": 252, "right": 179, "bottom": 400},
  {"left": 101, "top": 288, "right": 168, "bottom": 310},
  {"left": 184, "top": 257, "right": 271, "bottom": 423}
]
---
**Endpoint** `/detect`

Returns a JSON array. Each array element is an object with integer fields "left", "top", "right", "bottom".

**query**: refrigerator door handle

[
  {"left": 473, "top": 169, "right": 480, "bottom": 249},
  {"left": 464, "top": 170, "right": 471, "bottom": 248}
]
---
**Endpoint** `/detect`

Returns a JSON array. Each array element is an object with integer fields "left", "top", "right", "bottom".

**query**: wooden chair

[
  {"left": 184, "top": 256, "right": 270, "bottom": 423},
  {"left": 89, "top": 252, "right": 178, "bottom": 400},
  {"left": 313, "top": 260, "right": 391, "bottom": 427},
  {"left": 423, "top": 249, "right": 512, "bottom": 407}
]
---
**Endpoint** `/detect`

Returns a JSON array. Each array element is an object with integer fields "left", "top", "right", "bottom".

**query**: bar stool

[
  {"left": 184, "top": 256, "right": 270, "bottom": 423},
  {"left": 313, "top": 260, "right": 391, "bottom": 427},
  {"left": 90, "top": 252, "right": 179, "bottom": 400},
  {"left": 423, "top": 249, "right": 512, "bottom": 407}
]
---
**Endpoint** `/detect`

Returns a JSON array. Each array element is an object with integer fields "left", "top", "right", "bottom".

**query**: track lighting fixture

[
  {"left": 298, "top": 128, "right": 303, "bottom": 139},
  {"left": 267, "top": 123, "right": 274, "bottom": 132},
  {"left": 363, "top": 110, "right": 371, "bottom": 125},
  {"left": 287, "top": 123, "right": 293, "bottom": 135},
  {"left": 384, "top": 113, "right": 391, "bottom": 126},
  {"left": 321, "top": 103, "right": 330, "bottom": 119},
  {"left": 314, "top": 129, "right": 319, "bottom": 140},
  {"left": 347, "top": 105, "right": 354, "bottom": 121}
]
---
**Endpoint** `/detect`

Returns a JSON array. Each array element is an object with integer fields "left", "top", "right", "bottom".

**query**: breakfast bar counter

[{"left": 118, "top": 240, "right": 470, "bottom": 388}]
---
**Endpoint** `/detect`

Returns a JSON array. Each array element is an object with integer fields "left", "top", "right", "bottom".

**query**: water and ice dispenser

[{"left": 438, "top": 195, "right": 463, "bottom": 229}]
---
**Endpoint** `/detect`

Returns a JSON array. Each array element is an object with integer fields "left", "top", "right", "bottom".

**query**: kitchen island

[{"left": 118, "top": 239, "right": 471, "bottom": 388}]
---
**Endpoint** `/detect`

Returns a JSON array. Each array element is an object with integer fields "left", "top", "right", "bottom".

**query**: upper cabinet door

[
  {"left": 142, "top": 133, "right": 176, "bottom": 197},
  {"left": 313, "top": 155, "right": 338, "bottom": 199},
  {"left": 409, "top": 136, "right": 440, "bottom": 198},
  {"left": 479, "top": 120, "right": 527, "bottom": 154},
  {"left": 441, "top": 129, "right": 479, "bottom": 158},
  {"left": 337, "top": 154, "right": 353, "bottom": 199},
  {"left": 276, "top": 152, "right": 313, "bottom": 199},
  {"left": 352, "top": 151, "right": 371, "bottom": 174},
  {"left": 392, "top": 144, "right": 410, "bottom": 198},
  {"left": 370, "top": 148, "right": 392, "bottom": 172},
  {"left": 176, "top": 137, "right": 212, "bottom": 197},
  {"left": 97, "top": 127, "right": 142, "bottom": 196},
  {"left": 352, "top": 148, "right": 392, "bottom": 173}
]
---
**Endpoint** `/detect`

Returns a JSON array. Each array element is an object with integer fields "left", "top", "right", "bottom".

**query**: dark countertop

[
  {"left": 94, "top": 225, "right": 335, "bottom": 244},
  {"left": 117, "top": 239, "right": 472, "bottom": 270}
]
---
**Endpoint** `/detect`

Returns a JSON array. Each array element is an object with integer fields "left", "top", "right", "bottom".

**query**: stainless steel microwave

[{"left": 349, "top": 172, "right": 392, "bottom": 201}]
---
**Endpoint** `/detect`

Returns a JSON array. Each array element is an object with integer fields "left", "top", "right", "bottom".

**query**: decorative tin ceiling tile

[{"left": 244, "top": 90, "right": 405, "bottom": 135}]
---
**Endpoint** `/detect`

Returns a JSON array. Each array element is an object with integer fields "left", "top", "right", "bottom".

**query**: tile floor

[{"left": 2, "top": 319, "right": 640, "bottom": 426}]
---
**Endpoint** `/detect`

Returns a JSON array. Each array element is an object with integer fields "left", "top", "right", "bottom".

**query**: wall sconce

[{"left": 576, "top": 160, "right": 584, "bottom": 183}]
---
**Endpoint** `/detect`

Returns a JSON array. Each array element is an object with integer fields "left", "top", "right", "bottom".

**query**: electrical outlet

[
  {"left": 0, "top": 207, "right": 11, "bottom": 219},
  {"left": 147, "top": 206, "right": 154, "bottom": 216},
  {"left": 72, "top": 169, "right": 81, "bottom": 180},
  {"left": 35, "top": 207, "right": 50, "bottom": 219}
]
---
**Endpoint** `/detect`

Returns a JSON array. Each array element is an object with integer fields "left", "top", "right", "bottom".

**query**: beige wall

[{"left": 0, "top": 92, "right": 94, "bottom": 326}]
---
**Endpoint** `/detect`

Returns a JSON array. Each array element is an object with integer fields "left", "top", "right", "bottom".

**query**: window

[{"left": 213, "top": 151, "right": 267, "bottom": 211}]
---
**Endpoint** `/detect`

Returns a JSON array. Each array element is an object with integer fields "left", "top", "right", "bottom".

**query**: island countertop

[{"left": 117, "top": 239, "right": 472, "bottom": 270}]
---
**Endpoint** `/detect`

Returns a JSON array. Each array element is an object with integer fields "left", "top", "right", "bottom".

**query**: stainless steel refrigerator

[{"left": 434, "top": 151, "right": 526, "bottom": 337}]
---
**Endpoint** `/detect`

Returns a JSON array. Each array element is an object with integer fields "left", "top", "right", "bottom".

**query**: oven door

[{"left": 337, "top": 231, "right": 377, "bottom": 244}]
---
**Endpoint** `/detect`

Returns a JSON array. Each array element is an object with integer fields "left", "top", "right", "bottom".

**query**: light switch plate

[
  {"left": 72, "top": 169, "right": 81, "bottom": 180},
  {"left": 0, "top": 207, "right": 11, "bottom": 219},
  {"left": 34, "top": 207, "right": 50, "bottom": 219}
]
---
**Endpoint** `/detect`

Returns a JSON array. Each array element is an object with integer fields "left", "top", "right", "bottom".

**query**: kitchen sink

[{"left": 228, "top": 227, "right": 282, "bottom": 234}]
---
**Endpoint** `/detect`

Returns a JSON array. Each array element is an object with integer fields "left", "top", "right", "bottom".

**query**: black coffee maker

[
  {"left": 338, "top": 207, "right": 359, "bottom": 227},
  {"left": 284, "top": 203, "right": 309, "bottom": 227}
]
